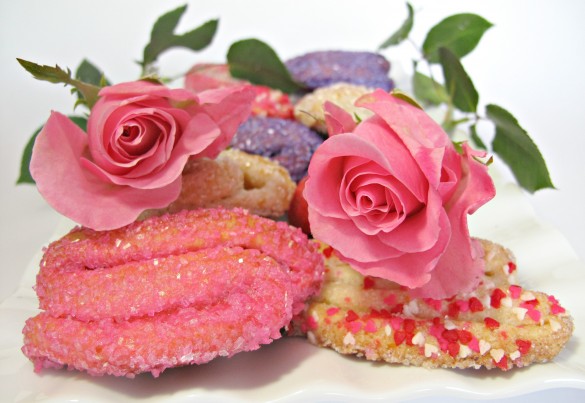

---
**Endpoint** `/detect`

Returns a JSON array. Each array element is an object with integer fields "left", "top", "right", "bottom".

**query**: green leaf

[
  {"left": 486, "top": 104, "right": 554, "bottom": 193},
  {"left": 412, "top": 70, "right": 449, "bottom": 105},
  {"left": 68, "top": 115, "right": 88, "bottom": 132},
  {"left": 75, "top": 59, "right": 109, "bottom": 86},
  {"left": 17, "top": 58, "right": 72, "bottom": 83},
  {"left": 73, "top": 59, "right": 109, "bottom": 108},
  {"left": 16, "top": 126, "right": 40, "bottom": 185},
  {"left": 17, "top": 58, "right": 101, "bottom": 108},
  {"left": 443, "top": 116, "right": 471, "bottom": 135},
  {"left": 17, "top": 116, "right": 87, "bottom": 185},
  {"left": 142, "top": 5, "right": 218, "bottom": 68},
  {"left": 439, "top": 47, "right": 479, "bottom": 113},
  {"left": 422, "top": 13, "right": 493, "bottom": 63},
  {"left": 169, "top": 20, "right": 219, "bottom": 52},
  {"left": 378, "top": 2, "right": 414, "bottom": 49},
  {"left": 227, "top": 38, "right": 304, "bottom": 93},
  {"left": 143, "top": 5, "right": 187, "bottom": 65},
  {"left": 152, "top": 5, "right": 186, "bottom": 41},
  {"left": 469, "top": 123, "right": 487, "bottom": 150},
  {"left": 452, "top": 140, "right": 464, "bottom": 154},
  {"left": 391, "top": 89, "right": 423, "bottom": 110}
]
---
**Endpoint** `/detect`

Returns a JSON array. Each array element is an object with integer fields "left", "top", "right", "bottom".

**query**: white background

[{"left": 1, "top": 1, "right": 584, "bottom": 401}]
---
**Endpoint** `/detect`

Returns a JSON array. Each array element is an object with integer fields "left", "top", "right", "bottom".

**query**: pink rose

[
  {"left": 184, "top": 63, "right": 294, "bottom": 119},
  {"left": 304, "top": 90, "right": 495, "bottom": 298},
  {"left": 31, "top": 80, "right": 254, "bottom": 230},
  {"left": 184, "top": 63, "right": 242, "bottom": 92}
]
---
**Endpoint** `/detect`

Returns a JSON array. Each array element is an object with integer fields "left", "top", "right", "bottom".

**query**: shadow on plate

[{"left": 32, "top": 336, "right": 318, "bottom": 399}]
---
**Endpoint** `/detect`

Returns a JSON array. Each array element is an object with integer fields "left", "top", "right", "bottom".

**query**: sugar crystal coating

[
  {"left": 24, "top": 251, "right": 291, "bottom": 377},
  {"left": 291, "top": 239, "right": 573, "bottom": 371},
  {"left": 24, "top": 208, "right": 325, "bottom": 377},
  {"left": 231, "top": 117, "right": 323, "bottom": 181},
  {"left": 37, "top": 246, "right": 286, "bottom": 322},
  {"left": 285, "top": 50, "right": 394, "bottom": 91},
  {"left": 293, "top": 83, "right": 375, "bottom": 133},
  {"left": 143, "top": 149, "right": 295, "bottom": 219}
]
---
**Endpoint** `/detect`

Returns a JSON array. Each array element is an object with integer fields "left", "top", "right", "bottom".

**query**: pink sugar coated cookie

[
  {"left": 38, "top": 207, "right": 324, "bottom": 315},
  {"left": 23, "top": 208, "right": 325, "bottom": 377},
  {"left": 37, "top": 246, "right": 286, "bottom": 322},
  {"left": 24, "top": 250, "right": 291, "bottom": 377}
]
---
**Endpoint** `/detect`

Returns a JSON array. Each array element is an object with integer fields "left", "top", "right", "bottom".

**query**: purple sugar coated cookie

[
  {"left": 231, "top": 117, "right": 324, "bottom": 182},
  {"left": 285, "top": 50, "right": 394, "bottom": 91}
]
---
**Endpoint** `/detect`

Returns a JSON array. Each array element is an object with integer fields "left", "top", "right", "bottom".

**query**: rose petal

[
  {"left": 88, "top": 81, "right": 247, "bottom": 190},
  {"left": 306, "top": 134, "right": 402, "bottom": 220},
  {"left": 342, "top": 161, "right": 422, "bottom": 218},
  {"left": 87, "top": 98, "right": 181, "bottom": 175},
  {"left": 308, "top": 208, "right": 402, "bottom": 260},
  {"left": 357, "top": 90, "right": 449, "bottom": 188},
  {"left": 84, "top": 112, "right": 222, "bottom": 190},
  {"left": 30, "top": 111, "right": 88, "bottom": 191},
  {"left": 438, "top": 162, "right": 460, "bottom": 203},
  {"left": 411, "top": 143, "right": 496, "bottom": 298},
  {"left": 354, "top": 117, "right": 428, "bottom": 201},
  {"left": 195, "top": 86, "right": 255, "bottom": 158},
  {"left": 99, "top": 80, "right": 196, "bottom": 104},
  {"left": 306, "top": 126, "right": 426, "bottom": 221},
  {"left": 308, "top": 118, "right": 445, "bottom": 253},
  {"left": 30, "top": 112, "right": 180, "bottom": 231},
  {"left": 102, "top": 107, "right": 181, "bottom": 172},
  {"left": 307, "top": 89, "right": 497, "bottom": 296},
  {"left": 111, "top": 119, "right": 160, "bottom": 159},
  {"left": 337, "top": 246, "right": 434, "bottom": 288},
  {"left": 309, "top": 207, "right": 450, "bottom": 288},
  {"left": 374, "top": 188, "right": 444, "bottom": 253},
  {"left": 340, "top": 165, "right": 421, "bottom": 235},
  {"left": 323, "top": 101, "right": 357, "bottom": 136},
  {"left": 184, "top": 64, "right": 241, "bottom": 93}
]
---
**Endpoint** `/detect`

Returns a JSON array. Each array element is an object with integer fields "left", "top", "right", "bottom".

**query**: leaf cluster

[
  {"left": 15, "top": 59, "right": 103, "bottom": 184},
  {"left": 16, "top": 58, "right": 105, "bottom": 110},
  {"left": 17, "top": 3, "right": 554, "bottom": 194},
  {"left": 17, "top": 116, "right": 87, "bottom": 184},
  {"left": 227, "top": 39, "right": 305, "bottom": 93},
  {"left": 140, "top": 5, "right": 218, "bottom": 75},
  {"left": 379, "top": 3, "right": 553, "bottom": 193}
]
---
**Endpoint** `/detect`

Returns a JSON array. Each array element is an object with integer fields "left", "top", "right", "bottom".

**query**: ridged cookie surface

[
  {"left": 143, "top": 149, "right": 295, "bottom": 218},
  {"left": 294, "top": 83, "right": 374, "bottom": 133}
]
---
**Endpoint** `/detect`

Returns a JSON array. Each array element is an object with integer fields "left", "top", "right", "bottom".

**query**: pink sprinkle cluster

[{"left": 302, "top": 246, "right": 570, "bottom": 371}]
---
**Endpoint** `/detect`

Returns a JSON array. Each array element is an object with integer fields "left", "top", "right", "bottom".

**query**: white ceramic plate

[{"left": 1, "top": 172, "right": 584, "bottom": 402}]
